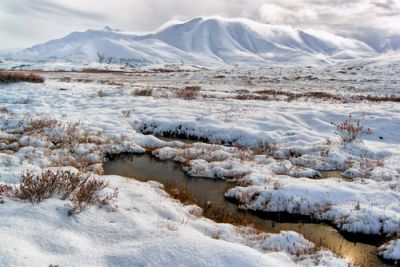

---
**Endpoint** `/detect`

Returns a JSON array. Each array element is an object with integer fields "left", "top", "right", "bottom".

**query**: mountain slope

[{"left": 5, "top": 17, "right": 377, "bottom": 67}]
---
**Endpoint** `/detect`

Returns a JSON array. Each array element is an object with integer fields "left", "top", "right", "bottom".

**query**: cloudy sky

[{"left": 0, "top": 0, "right": 399, "bottom": 51}]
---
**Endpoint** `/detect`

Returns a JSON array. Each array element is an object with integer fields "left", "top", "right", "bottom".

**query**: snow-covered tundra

[{"left": 1, "top": 16, "right": 400, "bottom": 267}]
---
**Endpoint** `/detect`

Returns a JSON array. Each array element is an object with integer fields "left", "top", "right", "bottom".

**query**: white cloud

[
  {"left": 259, "top": 3, "right": 318, "bottom": 25},
  {"left": 257, "top": 0, "right": 400, "bottom": 51}
]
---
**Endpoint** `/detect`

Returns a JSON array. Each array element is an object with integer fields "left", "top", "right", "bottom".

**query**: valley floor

[{"left": 1, "top": 62, "right": 399, "bottom": 266}]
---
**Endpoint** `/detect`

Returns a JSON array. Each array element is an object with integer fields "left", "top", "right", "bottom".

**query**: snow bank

[
  {"left": 0, "top": 168, "right": 353, "bottom": 266},
  {"left": 378, "top": 239, "right": 400, "bottom": 261}
]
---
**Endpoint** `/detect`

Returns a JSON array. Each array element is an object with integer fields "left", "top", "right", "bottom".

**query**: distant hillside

[{"left": 5, "top": 17, "right": 377, "bottom": 67}]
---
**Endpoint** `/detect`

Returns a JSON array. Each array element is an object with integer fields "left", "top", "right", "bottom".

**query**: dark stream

[{"left": 103, "top": 153, "right": 389, "bottom": 267}]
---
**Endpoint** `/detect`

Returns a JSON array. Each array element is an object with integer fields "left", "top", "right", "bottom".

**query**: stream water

[{"left": 103, "top": 153, "right": 389, "bottom": 267}]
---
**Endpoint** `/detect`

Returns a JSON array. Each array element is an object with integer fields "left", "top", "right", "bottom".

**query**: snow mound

[
  {"left": 4, "top": 17, "right": 377, "bottom": 67},
  {"left": 258, "top": 231, "right": 314, "bottom": 255},
  {"left": 378, "top": 239, "right": 400, "bottom": 261}
]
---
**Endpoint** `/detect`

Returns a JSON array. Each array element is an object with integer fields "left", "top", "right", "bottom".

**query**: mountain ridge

[{"left": 4, "top": 17, "right": 378, "bottom": 67}]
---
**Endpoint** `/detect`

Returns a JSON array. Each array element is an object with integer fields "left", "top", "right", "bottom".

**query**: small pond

[{"left": 104, "top": 153, "right": 388, "bottom": 267}]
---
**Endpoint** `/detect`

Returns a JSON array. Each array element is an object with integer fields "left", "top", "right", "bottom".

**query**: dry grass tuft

[
  {"left": 97, "top": 90, "right": 106, "bottom": 97},
  {"left": 58, "top": 77, "right": 72, "bottom": 82},
  {"left": 68, "top": 176, "right": 117, "bottom": 215},
  {"left": 176, "top": 86, "right": 201, "bottom": 100},
  {"left": 25, "top": 118, "right": 59, "bottom": 134},
  {"left": 254, "top": 139, "right": 279, "bottom": 156},
  {"left": 121, "top": 110, "right": 132, "bottom": 117},
  {"left": 133, "top": 88, "right": 153, "bottom": 96},
  {"left": 0, "top": 71, "right": 44, "bottom": 84},
  {"left": 358, "top": 154, "right": 384, "bottom": 178},
  {"left": 0, "top": 107, "right": 14, "bottom": 115},
  {"left": 25, "top": 119, "right": 104, "bottom": 148},
  {"left": 0, "top": 184, "right": 12, "bottom": 203}
]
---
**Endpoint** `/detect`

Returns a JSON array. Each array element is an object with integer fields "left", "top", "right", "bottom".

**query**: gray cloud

[{"left": 0, "top": 0, "right": 398, "bottom": 51}]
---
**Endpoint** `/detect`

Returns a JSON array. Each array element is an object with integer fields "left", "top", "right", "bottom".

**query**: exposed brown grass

[
  {"left": 81, "top": 68, "right": 120, "bottom": 73},
  {"left": 0, "top": 71, "right": 44, "bottom": 84},
  {"left": 133, "top": 88, "right": 153, "bottom": 96},
  {"left": 68, "top": 176, "right": 117, "bottom": 215},
  {"left": 358, "top": 154, "right": 384, "bottom": 179},
  {"left": 58, "top": 76, "right": 72, "bottom": 82},
  {"left": 176, "top": 86, "right": 201, "bottom": 100},
  {"left": 354, "top": 95, "right": 400, "bottom": 102},
  {"left": 235, "top": 89, "right": 400, "bottom": 103},
  {"left": 25, "top": 118, "right": 59, "bottom": 134},
  {"left": 97, "top": 90, "right": 106, "bottom": 97},
  {"left": 0, "top": 184, "right": 12, "bottom": 203},
  {"left": 236, "top": 90, "right": 343, "bottom": 102},
  {"left": 150, "top": 68, "right": 177, "bottom": 73},
  {"left": 18, "top": 117, "right": 115, "bottom": 171},
  {"left": 121, "top": 110, "right": 132, "bottom": 117},
  {"left": 0, "top": 107, "right": 14, "bottom": 115},
  {"left": 99, "top": 80, "right": 124, "bottom": 86},
  {"left": 76, "top": 78, "right": 94, "bottom": 83},
  {"left": 27, "top": 119, "right": 99, "bottom": 147},
  {"left": 254, "top": 139, "right": 279, "bottom": 156}
]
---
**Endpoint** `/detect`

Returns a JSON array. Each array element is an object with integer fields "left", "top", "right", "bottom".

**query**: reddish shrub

[
  {"left": 0, "top": 184, "right": 12, "bottom": 203},
  {"left": 332, "top": 115, "right": 372, "bottom": 144},
  {"left": 13, "top": 170, "right": 117, "bottom": 215},
  {"left": 0, "top": 71, "right": 44, "bottom": 84}
]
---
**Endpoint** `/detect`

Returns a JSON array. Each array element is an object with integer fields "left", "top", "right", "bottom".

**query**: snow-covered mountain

[{"left": 5, "top": 17, "right": 377, "bottom": 67}]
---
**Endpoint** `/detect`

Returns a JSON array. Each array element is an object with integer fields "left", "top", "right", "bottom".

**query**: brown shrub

[
  {"left": 13, "top": 170, "right": 117, "bottom": 215},
  {"left": 0, "top": 184, "right": 12, "bottom": 203},
  {"left": 133, "top": 88, "right": 153, "bottom": 96},
  {"left": 14, "top": 170, "right": 81, "bottom": 203},
  {"left": 0, "top": 107, "right": 14, "bottom": 115},
  {"left": 176, "top": 86, "right": 201, "bottom": 100},
  {"left": 68, "top": 177, "right": 118, "bottom": 215},
  {"left": 121, "top": 110, "right": 132, "bottom": 117},
  {"left": 0, "top": 71, "right": 44, "bottom": 84},
  {"left": 97, "top": 90, "right": 106, "bottom": 97}
]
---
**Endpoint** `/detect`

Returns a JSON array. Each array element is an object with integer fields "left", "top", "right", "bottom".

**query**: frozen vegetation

[{"left": 0, "top": 70, "right": 357, "bottom": 266}]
